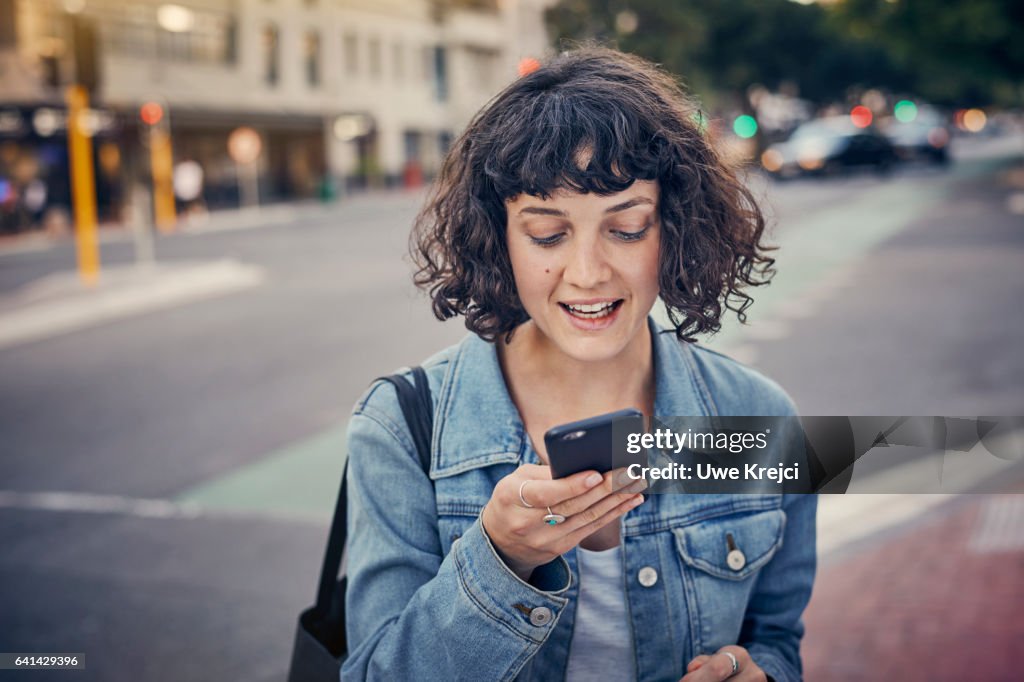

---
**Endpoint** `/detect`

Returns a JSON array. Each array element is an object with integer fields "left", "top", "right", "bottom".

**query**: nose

[{"left": 562, "top": 235, "right": 612, "bottom": 290}]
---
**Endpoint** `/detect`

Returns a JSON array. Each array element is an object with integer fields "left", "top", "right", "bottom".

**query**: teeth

[{"left": 565, "top": 301, "right": 618, "bottom": 318}]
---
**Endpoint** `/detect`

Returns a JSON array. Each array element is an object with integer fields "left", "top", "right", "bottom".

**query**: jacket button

[
  {"left": 727, "top": 549, "right": 746, "bottom": 571},
  {"left": 529, "top": 607, "right": 553, "bottom": 626},
  {"left": 638, "top": 566, "right": 658, "bottom": 587}
]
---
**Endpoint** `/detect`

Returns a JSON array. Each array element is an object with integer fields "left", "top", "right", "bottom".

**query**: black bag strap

[{"left": 313, "top": 366, "right": 434, "bottom": 618}]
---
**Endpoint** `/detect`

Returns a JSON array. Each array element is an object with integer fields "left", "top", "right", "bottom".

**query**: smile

[{"left": 559, "top": 300, "right": 624, "bottom": 319}]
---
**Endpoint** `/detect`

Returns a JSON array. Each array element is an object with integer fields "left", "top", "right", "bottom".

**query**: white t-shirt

[{"left": 565, "top": 544, "right": 637, "bottom": 681}]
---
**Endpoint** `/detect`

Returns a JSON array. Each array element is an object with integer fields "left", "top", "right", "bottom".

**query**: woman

[{"left": 341, "top": 47, "right": 816, "bottom": 682}]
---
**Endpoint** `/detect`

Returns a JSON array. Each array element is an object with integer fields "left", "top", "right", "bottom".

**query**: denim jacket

[{"left": 341, "top": 319, "right": 817, "bottom": 681}]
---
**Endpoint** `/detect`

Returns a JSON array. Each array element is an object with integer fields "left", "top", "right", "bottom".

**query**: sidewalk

[
  {"left": 803, "top": 486, "right": 1024, "bottom": 680},
  {"left": 0, "top": 187, "right": 427, "bottom": 257},
  {"left": 0, "top": 188, "right": 426, "bottom": 349}
]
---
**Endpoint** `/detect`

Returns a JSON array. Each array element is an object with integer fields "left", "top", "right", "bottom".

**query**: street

[{"left": 1, "top": 136, "right": 1022, "bottom": 681}]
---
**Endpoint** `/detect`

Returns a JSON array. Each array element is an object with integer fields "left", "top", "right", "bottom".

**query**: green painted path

[{"left": 174, "top": 423, "right": 348, "bottom": 521}]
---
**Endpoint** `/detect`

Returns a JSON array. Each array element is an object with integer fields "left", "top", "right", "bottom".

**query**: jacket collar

[{"left": 431, "top": 317, "right": 712, "bottom": 478}]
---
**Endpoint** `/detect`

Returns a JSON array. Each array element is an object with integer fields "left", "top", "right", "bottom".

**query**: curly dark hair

[{"left": 411, "top": 45, "right": 775, "bottom": 342}]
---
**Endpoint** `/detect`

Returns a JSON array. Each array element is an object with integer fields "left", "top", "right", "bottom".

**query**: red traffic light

[
  {"left": 850, "top": 105, "right": 872, "bottom": 128},
  {"left": 140, "top": 102, "right": 164, "bottom": 126}
]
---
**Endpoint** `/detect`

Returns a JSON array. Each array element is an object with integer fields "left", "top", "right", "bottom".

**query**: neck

[{"left": 499, "top": 320, "right": 656, "bottom": 419}]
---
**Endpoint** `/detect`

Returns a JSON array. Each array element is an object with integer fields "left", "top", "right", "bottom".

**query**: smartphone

[{"left": 544, "top": 408, "right": 645, "bottom": 479}]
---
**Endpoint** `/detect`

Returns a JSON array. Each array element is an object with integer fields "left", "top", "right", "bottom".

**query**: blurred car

[
  {"left": 760, "top": 116, "right": 897, "bottom": 179},
  {"left": 884, "top": 118, "right": 950, "bottom": 165}
]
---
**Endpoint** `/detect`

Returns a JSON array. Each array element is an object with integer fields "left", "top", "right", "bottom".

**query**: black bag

[{"left": 287, "top": 367, "right": 433, "bottom": 682}]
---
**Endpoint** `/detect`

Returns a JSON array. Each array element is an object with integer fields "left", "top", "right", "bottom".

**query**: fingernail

[
  {"left": 585, "top": 473, "right": 603, "bottom": 487},
  {"left": 630, "top": 494, "right": 644, "bottom": 507}
]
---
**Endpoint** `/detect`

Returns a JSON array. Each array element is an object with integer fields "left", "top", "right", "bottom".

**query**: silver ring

[
  {"left": 542, "top": 506, "right": 566, "bottom": 526},
  {"left": 517, "top": 480, "right": 535, "bottom": 508},
  {"left": 723, "top": 651, "right": 738, "bottom": 676}
]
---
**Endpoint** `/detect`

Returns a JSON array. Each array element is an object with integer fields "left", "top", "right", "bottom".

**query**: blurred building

[{"left": 0, "top": 0, "right": 552, "bottom": 228}]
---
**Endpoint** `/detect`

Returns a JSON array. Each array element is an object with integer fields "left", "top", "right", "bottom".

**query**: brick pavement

[{"left": 802, "top": 494, "right": 1024, "bottom": 681}]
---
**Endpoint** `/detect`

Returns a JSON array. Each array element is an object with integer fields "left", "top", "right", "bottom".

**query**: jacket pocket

[
  {"left": 673, "top": 508, "right": 786, "bottom": 580},
  {"left": 671, "top": 508, "right": 787, "bottom": 654}
]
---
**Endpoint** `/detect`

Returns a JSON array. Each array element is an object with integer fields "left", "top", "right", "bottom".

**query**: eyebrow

[{"left": 517, "top": 196, "right": 655, "bottom": 218}]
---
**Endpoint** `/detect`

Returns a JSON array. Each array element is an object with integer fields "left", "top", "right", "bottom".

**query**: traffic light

[
  {"left": 894, "top": 100, "right": 918, "bottom": 123},
  {"left": 137, "top": 102, "right": 175, "bottom": 231},
  {"left": 850, "top": 106, "right": 872, "bottom": 128},
  {"left": 140, "top": 102, "right": 164, "bottom": 127}
]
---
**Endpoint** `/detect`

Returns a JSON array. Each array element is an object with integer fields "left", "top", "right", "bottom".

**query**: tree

[
  {"left": 832, "top": 0, "right": 1024, "bottom": 106},
  {"left": 545, "top": 0, "right": 1023, "bottom": 108}
]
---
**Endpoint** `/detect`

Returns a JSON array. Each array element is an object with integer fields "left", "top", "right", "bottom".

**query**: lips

[
  {"left": 560, "top": 300, "right": 622, "bottom": 318},
  {"left": 558, "top": 299, "right": 625, "bottom": 330}
]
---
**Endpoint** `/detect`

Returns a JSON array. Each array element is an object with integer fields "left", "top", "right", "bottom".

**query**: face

[{"left": 505, "top": 180, "right": 661, "bottom": 364}]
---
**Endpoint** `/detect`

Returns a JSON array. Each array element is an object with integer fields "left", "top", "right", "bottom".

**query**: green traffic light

[
  {"left": 894, "top": 100, "right": 918, "bottom": 123},
  {"left": 733, "top": 115, "right": 758, "bottom": 139}
]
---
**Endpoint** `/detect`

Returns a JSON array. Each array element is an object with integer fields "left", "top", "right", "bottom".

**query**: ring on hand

[
  {"left": 542, "top": 506, "right": 566, "bottom": 525},
  {"left": 518, "top": 480, "right": 535, "bottom": 508},
  {"left": 723, "top": 651, "right": 739, "bottom": 676}
]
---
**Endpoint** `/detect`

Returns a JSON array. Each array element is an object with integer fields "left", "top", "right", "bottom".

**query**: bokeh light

[
  {"left": 850, "top": 105, "right": 873, "bottom": 128},
  {"left": 615, "top": 10, "right": 639, "bottom": 34},
  {"left": 761, "top": 149, "right": 783, "bottom": 172},
  {"left": 517, "top": 57, "right": 541, "bottom": 77},
  {"left": 139, "top": 102, "right": 164, "bottom": 126},
  {"left": 733, "top": 115, "right": 758, "bottom": 139},
  {"left": 963, "top": 109, "right": 987, "bottom": 133},
  {"left": 894, "top": 100, "right": 918, "bottom": 123}
]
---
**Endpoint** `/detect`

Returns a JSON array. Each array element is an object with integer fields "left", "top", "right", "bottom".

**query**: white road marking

[
  {"left": 817, "top": 429, "right": 1024, "bottom": 557},
  {"left": 0, "top": 490, "right": 203, "bottom": 519},
  {"left": 969, "top": 495, "right": 1024, "bottom": 554},
  {"left": 0, "top": 260, "right": 265, "bottom": 351}
]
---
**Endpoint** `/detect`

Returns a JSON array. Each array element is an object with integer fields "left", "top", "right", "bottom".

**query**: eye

[
  {"left": 529, "top": 233, "right": 565, "bottom": 247},
  {"left": 612, "top": 223, "right": 652, "bottom": 242}
]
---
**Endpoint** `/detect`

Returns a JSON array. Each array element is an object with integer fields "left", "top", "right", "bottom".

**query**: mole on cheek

[{"left": 545, "top": 268, "right": 550, "bottom": 274}]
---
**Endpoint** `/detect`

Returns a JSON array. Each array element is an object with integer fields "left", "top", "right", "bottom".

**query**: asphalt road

[{"left": 0, "top": 137, "right": 1022, "bottom": 681}]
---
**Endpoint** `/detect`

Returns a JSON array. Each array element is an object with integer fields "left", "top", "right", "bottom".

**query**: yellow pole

[
  {"left": 65, "top": 85, "right": 100, "bottom": 285},
  {"left": 150, "top": 126, "right": 177, "bottom": 232}
]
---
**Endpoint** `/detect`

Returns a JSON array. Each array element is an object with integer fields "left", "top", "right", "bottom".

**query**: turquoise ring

[{"left": 543, "top": 507, "right": 566, "bottom": 525}]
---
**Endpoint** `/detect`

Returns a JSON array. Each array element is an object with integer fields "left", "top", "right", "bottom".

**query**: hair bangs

[{"left": 483, "top": 89, "right": 663, "bottom": 201}]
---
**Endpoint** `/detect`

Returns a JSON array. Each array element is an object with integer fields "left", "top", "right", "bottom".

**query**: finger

[
  {"left": 548, "top": 466, "right": 643, "bottom": 516},
  {"left": 519, "top": 463, "right": 553, "bottom": 480},
  {"left": 559, "top": 479, "right": 644, "bottom": 532},
  {"left": 516, "top": 468, "right": 606, "bottom": 509},
  {"left": 678, "top": 665, "right": 725, "bottom": 682},
  {"left": 551, "top": 468, "right": 647, "bottom": 517},
  {"left": 686, "top": 655, "right": 711, "bottom": 673},
  {"left": 704, "top": 651, "right": 737, "bottom": 675},
  {"left": 718, "top": 646, "right": 759, "bottom": 681},
  {"left": 505, "top": 464, "right": 558, "bottom": 510},
  {"left": 679, "top": 651, "right": 736, "bottom": 681},
  {"left": 562, "top": 494, "right": 644, "bottom": 545}
]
